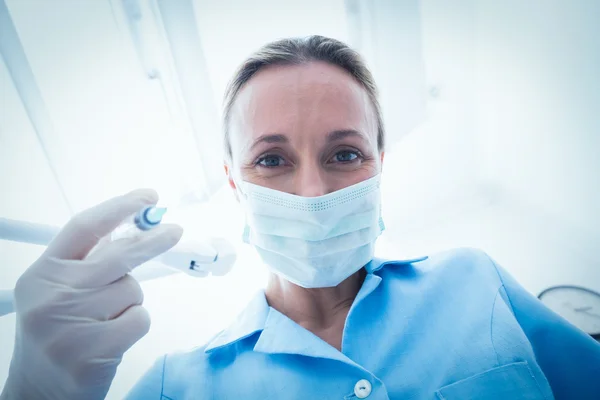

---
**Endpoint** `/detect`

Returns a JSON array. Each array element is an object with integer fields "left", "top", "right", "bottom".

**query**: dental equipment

[
  {"left": 0, "top": 215, "right": 237, "bottom": 317},
  {"left": 111, "top": 206, "right": 168, "bottom": 241}
]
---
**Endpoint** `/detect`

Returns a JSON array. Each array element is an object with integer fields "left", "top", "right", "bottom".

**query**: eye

[
  {"left": 256, "top": 154, "right": 287, "bottom": 168},
  {"left": 331, "top": 150, "right": 360, "bottom": 163}
]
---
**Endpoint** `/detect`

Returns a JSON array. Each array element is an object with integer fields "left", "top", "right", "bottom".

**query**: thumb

[
  {"left": 45, "top": 189, "right": 159, "bottom": 261},
  {"left": 81, "top": 223, "right": 183, "bottom": 287}
]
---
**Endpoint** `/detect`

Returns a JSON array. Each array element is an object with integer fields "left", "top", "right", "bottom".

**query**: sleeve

[
  {"left": 124, "top": 355, "right": 167, "bottom": 400},
  {"left": 492, "top": 260, "right": 600, "bottom": 399}
]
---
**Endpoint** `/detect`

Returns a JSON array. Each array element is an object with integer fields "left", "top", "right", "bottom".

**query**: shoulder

[
  {"left": 157, "top": 342, "right": 221, "bottom": 398},
  {"left": 381, "top": 247, "right": 504, "bottom": 288},
  {"left": 163, "top": 344, "right": 213, "bottom": 374},
  {"left": 423, "top": 247, "right": 498, "bottom": 272},
  {"left": 125, "top": 345, "right": 216, "bottom": 399},
  {"left": 128, "top": 333, "right": 255, "bottom": 399}
]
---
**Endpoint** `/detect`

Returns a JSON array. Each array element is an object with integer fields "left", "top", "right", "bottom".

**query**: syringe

[
  {"left": 108, "top": 206, "right": 233, "bottom": 278},
  {"left": 111, "top": 206, "right": 167, "bottom": 241}
]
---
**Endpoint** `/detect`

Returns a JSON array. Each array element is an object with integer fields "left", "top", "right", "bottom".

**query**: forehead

[{"left": 229, "top": 61, "right": 376, "bottom": 143}]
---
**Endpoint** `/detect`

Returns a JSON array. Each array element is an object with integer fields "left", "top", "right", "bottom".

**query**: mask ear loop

[
  {"left": 230, "top": 175, "right": 252, "bottom": 244},
  {"left": 234, "top": 179, "right": 248, "bottom": 201},
  {"left": 228, "top": 167, "right": 247, "bottom": 200}
]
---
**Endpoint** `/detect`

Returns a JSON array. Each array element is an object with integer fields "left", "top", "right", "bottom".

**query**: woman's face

[{"left": 226, "top": 61, "right": 382, "bottom": 197}]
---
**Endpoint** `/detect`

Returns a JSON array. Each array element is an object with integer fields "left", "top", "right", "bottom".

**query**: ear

[
  {"left": 224, "top": 163, "right": 240, "bottom": 202},
  {"left": 380, "top": 151, "right": 385, "bottom": 170}
]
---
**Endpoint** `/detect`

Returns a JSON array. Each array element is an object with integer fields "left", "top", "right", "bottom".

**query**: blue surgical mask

[{"left": 238, "top": 175, "right": 385, "bottom": 288}]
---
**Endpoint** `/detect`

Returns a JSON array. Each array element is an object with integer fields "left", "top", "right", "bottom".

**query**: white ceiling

[{"left": 2, "top": 0, "right": 216, "bottom": 221}]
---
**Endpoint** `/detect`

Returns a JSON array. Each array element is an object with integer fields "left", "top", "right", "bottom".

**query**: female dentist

[{"left": 2, "top": 36, "right": 599, "bottom": 400}]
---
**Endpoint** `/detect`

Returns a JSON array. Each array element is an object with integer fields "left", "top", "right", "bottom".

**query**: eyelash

[
  {"left": 255, "top": 149, "right": 363, "bottom": 168},
  {"left": 255, "top": 154, "right": 287, "bottom": 168},
  {"left": 329, "top": 149, "right": 362, "bottom": 164}
]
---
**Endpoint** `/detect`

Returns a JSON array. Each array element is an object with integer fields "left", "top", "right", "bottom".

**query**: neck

[{"left": 265, "top": 269, "right": 366, "bottom": 350}]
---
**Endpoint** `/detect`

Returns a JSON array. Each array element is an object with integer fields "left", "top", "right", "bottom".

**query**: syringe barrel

[{"left": 111, "top": 206, "right": 166, "bottom": 241}]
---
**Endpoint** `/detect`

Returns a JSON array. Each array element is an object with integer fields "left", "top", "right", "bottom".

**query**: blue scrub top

[{"left": 126, "top": 248, "right": 600, "bottom": 399}]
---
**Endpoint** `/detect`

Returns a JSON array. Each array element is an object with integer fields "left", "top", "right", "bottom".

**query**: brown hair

[{"left": 222, "top": 35, "right": 384, "bottom": 162}]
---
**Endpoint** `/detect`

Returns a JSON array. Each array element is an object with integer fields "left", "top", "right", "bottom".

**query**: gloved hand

[{"left": 1, "top": 189, "right": 183, "bottom": 400}]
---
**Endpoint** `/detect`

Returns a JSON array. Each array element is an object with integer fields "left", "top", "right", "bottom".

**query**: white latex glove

[{"left": 1, "top": 189, "right": 183, "bottom": 400}]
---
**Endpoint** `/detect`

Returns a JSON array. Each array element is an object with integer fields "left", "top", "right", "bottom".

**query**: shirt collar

[
  {"left": 365, "top": 255, "right": 429, "bottom": 273},
  {"left": 204, "top": 290, "right": 269, "bottom": 353},
  {"left": 204, "top": 256, "right": 428, "bottom": 354}
]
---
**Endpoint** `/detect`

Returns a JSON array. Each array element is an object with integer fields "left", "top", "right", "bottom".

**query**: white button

[{"left": 354, "top": 379, "right": 372, "bottom": 398}]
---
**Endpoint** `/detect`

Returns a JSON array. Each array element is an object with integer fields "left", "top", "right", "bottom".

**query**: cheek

[
  {"left": 329, "top": 164, "right": 379, "bottom": 191},
  {"left": 240, "top": 166, "right": 294, "bottom": 191}
]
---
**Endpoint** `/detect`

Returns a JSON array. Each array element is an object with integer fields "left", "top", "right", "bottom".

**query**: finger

[
  {"left": 100, "top": 305, "right": 151, "bottom": 356},
  {"left": 86, "top": 233, "right": 113, "bottom": 259},
  {"left": 45, "top": 189, "right": 159, "bottom": 261},
  {"left": 81, "top": 223, "right": 183, "bottom": 287},
  {"left": 71, "top": 275, "right": 144, "bottom": 320},
  {"left": 98, "top": 275, "right": 144, "bottom": 320}
]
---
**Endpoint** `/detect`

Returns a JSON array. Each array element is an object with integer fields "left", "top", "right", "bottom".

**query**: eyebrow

[
  {"left": 249, "top": 134, "right": 289, "bottom": 151},
  {"left": 327, "top": 129, "right": 368, "bottom": 142},
  {"left": 249, "top": 129, "right": 367, "bottom": 151}
]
